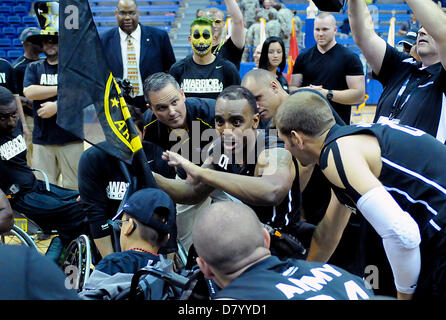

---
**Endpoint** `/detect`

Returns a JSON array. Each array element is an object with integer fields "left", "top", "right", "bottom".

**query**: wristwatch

[{"left": 326, "top": 90, "right": 334, "bottom": 101}]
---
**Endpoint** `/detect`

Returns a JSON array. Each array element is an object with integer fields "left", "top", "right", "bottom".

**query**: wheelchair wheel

[
  {"left": 0, "top": 225, "right": 39, "bottom": 251},
  {"left": 60, "top": 234, "right": 92, "bottom": 292}
]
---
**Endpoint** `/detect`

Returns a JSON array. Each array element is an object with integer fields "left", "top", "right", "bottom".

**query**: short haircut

[
  {"left": 204, "top": 7, "right": 224, "bottom": 18},
  {"left": 217, "top": 85, "right": 258, "bottom": 114},
  {"left": 129, "top": 209, "right": 170, "bottom": 248},
  {"left": 315, "top": 12, "right": 336, "bottom": 25},
  {"left": 242, "top": 68, "right": 278, "bottom": 88},
  {"left": 190, "top": 17, "right": 213, "bottom": 33},
  {"left": 275, "top": 89, "right": 335, "bottom": 137},
  {"left": 258, "top": 36, "right": 287, "bottom": 73},
  {"left": 0, "top": 86, "right": 15, "bottom": 107},
  {"left": 143, "top": 72, "right": 181, "bottom": 105}
]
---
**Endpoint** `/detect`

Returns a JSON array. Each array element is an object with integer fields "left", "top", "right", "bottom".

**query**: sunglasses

[
  {"left": 211, "top": 19, "right": 223, "bottom": 25},
  {"left": 0, "top": 112, "right": 18, "bottom": 121},
  {"left": 192, "top": 29, "right": 211, "bottom": 40}
]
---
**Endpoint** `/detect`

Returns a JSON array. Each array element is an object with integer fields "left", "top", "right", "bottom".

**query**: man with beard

[{"left": 169, "top": 18, "right": 240, "bottom": 100}]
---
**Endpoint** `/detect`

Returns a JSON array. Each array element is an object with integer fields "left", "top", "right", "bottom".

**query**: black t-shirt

[
  {"left": 23, "top": 59, "right": 81, "bottom": 145},
  {"left": 293, "top": 44, "right": 364, "bottom": 124},
  {"left": 373, "top": 44, "right": 446, "bottom": 142},
  {"left": 144, "top": 97, "right": 216, "bottom": 177},
  {"left": 78, "top": 141, "right": 176, "bottom": 239},
  {"left": 0, "top": 123, "right": 37, "bottom": 194},
  {"left": 214, "top": 255, "right": 373, "bottom": 300},
  {"left": 212, "top": 37, "right": 244, "bottom": 70},
  {"left": 169, "top": 54, "right": 241, "bottom": 100},
  {"left": 93, "top": 250, "right": 160, "bottom": 276},
  {"left": 13, "top": 56, "right": 42, "bottom": 117},
  {"left": 0, "top": 58, "right": 17, "bottom": 94}
]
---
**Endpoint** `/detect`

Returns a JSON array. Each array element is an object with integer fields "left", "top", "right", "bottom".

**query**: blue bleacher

[
  {"left": 0, "top": 39, "right": 12, "bottom": 48},
  {"left": 7, "top": 15, "right": 22, "bottom": 26},
  {"left": 0, "top": 6, "right": 12, "bottom": 15},
  {"left": 7, "top": 49, "right": 22, "bottom": 60},
  {"left": 22, "top": 15, "right": 38, "bottom": 26},
  {"left": 2, "top": 27, "right": 17, "bottom": 38},
  {"left": 13, "top": 5, "right": 28, "bottom": 16}
]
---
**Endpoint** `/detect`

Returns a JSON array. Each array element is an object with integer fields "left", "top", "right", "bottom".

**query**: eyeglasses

[
  {"left": 0, "top": 112, "right": 18, "bottom": 121},
  {"left": 108, "top": 219, "right": 130, "bottom": 229},
  {"left": 118, "top": 11, "right": 137, "bottom": 17}
]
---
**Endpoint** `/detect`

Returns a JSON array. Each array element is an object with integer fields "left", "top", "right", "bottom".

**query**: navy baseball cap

[
  {"left": 20, "top": 27, "right": 42, "bottom": 43},
  {"left": 398, "top": 28, "right": 418, "bottom": 47},
  {"left": 116, "top": 188, "right": 175, "bottom": 234}
]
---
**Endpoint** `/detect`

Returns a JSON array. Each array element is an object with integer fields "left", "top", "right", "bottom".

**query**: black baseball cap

[
  {"left": 116, "top": 188, "right": 175, "bottom": 234},
  {"left": 20, "top": 27, "right": 42, "bottom": 43},
  {"left": 398, "top": 28, "right": 418, "bottom": 47}
]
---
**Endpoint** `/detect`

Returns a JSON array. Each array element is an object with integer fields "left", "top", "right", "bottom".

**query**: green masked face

[{"left": 190, "top": 24, "right": 213, "bottom": 56}]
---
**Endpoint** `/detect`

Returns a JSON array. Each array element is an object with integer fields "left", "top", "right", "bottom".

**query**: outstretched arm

[
  {"left": 154, "top": 153, "right": 215, "bottom": 205},
  {"left": 406, "top": 0, "right": 446, "bottom": 69},
  {"left": 306, "top": 190, "right": 352, "bottom": 263},
  {"left": 323, "top": 136, "right": 421, "bottom": 300},
  {"left": 225, "top": 0, "right": 245, "bottom": 49},
  {"left": 348, "top": 0, "right": 387, "bottom": 75},
  {"left": 163, "top": 147, "right": 295, "bottom": 206}
]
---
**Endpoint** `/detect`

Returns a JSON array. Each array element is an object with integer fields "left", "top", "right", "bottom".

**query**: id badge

[{"left": 377, "top": 116, "right": 400, "bottom": 125}]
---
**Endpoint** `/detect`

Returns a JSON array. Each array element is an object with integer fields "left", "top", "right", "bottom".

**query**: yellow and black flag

[{"left": 57, "top": 0, "right": 156, "bottom": 187}]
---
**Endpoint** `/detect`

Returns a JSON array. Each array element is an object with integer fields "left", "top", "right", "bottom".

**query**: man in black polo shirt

[
  {"left": 289, "top": 12, "right": 365, "bottom": 125},
  {"left": 143, "top": 72, "right": 232, "bottom": 252},
  {"left": 348, "top": 0, "right": 446, "bottom": 143}
]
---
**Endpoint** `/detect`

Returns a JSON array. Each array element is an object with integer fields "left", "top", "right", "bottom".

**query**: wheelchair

[{"left": 1, "top": 168, "right": 94, "bottom": 292}]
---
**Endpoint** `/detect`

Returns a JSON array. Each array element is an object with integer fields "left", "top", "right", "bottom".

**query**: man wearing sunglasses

[
  {"left": 169, "top": 17, "right": 241, "bottom": 100},
  {"left": 204, "top": 0, "right": 246, "bottom": 70}
]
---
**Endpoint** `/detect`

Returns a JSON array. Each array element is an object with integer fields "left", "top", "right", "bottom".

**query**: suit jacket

[{"left": 100, "top": 24, "right": 176, "bottom": 82}]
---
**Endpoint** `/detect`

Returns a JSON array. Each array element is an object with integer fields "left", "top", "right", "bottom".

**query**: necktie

[{"left": 126, "top": 35, "right": 140, "bottom": 97}]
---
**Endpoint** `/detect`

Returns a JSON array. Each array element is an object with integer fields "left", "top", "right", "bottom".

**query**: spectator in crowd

[
  {"left": 349, "top": 0, "right": 446, "bottom": 297},
  {"left": 78, "top": 104, "right": 176, "bottom": 259},
  {"left": 169, "top": 18, "right": 240, "bottom": 100},
  {"left": 349, "top": 0, "right": 446, "bottom": 142},
  {"left": 13, "top": 27, "right": 43, "bottom": 166},
  {"left": 273, "top": 3, "right": 302, "bottom": 52},
  {"left": 243, "top": 14, "right": 262, "bottom": 63},
  {"left": 265, "top": 11, "right": 281, "bottom": 38},
  {"left": 257, "top": 0, "right": 278, "bottom": 21},
  {"left": 252, "top": 43, "right": 263, "bottom": 67},
  {"left": 397, "top": 28, "right": 418, "bottom": 56},
  {"left": 196, "top": 8, "right": 204, "bottom": 18},
  {"left": 100, "top": 0, "right": 176, "bottom": 111},
  {"left": 23, "top": 6, "right": 83, "bottom": 191},
  {"left": 397, "top": 11, "right": 419, "bottom": 36},
  {"left": 192, "top": 201, "right": 374, "bottom": 300},
  {"left": 240, "top": 0, "right": 260, "bottom": 29},
  {"left": 204, "top": 0, "right": 245, "bottom": 70},
  {"left": 258, "top": 36, "right": 289, "bottom": 93},
  {"left": 290, "top": 12, "right": 365, "bottom": 125},
  {"left": 275, "top": 89, "right": 446, "bottom": 300}
]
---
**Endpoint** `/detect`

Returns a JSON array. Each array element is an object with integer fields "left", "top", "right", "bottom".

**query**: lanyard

[{"left": 389, "top": 71, "right": 432, "bottom": 120}]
